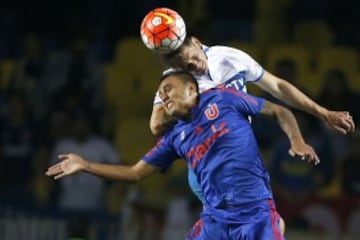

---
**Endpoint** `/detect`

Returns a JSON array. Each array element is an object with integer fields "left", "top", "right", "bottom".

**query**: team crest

[{"left": 204, "top": 103, "right": 219, "bottom": 120}]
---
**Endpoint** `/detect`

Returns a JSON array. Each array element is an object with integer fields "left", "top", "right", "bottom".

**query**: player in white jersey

[{"left": 151, "top": 36, "right": 355, "bottom": 136}]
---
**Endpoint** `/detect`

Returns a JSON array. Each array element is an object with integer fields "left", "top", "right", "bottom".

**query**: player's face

[
  {"left": 158, "top": 76, "right": 197, "bottom": 119},
  {"left": 175, "top": 38, "right": 208, "bottom": 75}
]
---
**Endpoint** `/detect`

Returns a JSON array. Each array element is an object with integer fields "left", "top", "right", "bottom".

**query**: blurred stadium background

[{"left": 0, "top": 0, "right": 359, "bottom": 239}]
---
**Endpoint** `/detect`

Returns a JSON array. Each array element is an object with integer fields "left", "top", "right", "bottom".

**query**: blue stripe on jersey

[
  {"left": 254, "top": 68, "right": 265, "bottom": 82},
  {"left": 202, "top": 45, "right": 210, "bottom": 53},
  {"left": 223, "top": 71, "right": 246, "bottom": 91}
]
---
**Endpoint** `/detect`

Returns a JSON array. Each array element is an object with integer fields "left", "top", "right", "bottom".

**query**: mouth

[{"left": 165, "top": 101, "right": 174, "bottom": 110}]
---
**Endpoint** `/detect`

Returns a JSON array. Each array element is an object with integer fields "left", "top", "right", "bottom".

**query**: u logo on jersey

[{"left": 204, "top": 104, "right": 219, "bottom": 120}]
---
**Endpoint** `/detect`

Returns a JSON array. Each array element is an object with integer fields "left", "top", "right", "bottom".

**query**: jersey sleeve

[
  {"left": 208, "top": 46, "right": 264, "bottom": 84},
  {"left": 141, "top": 135, "right": 178, "bottom": 171},
  {"left": 241, "top": 50, "right": 264, "bottom": 82},
  {"left": 220, "top": 88, "right": 265, "bottom": 115}
]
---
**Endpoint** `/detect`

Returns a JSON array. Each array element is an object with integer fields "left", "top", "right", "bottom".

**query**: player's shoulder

[
  {"left": 207, "top": 87, "right": 255, "bottom": 103},
  {"left": 207, "top": 45, "right": 248, "bottom": 57},
  {"left": 201, "top": 88, "right": 231, "bottom": 103},
  {"left": 163, "top": 121, "right": 188, "bottom": 138}
]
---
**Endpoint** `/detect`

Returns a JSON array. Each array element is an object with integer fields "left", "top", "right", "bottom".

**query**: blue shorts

[{"left": 186, "top": 199, "right": 284, "bottom": 240}]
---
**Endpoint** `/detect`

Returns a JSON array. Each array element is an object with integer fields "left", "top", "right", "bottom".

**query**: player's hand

[
  {"left": 323, "top": 110, "right": 355, "bottom": 135},
  {"left": 288, "top": 142, "right": 320, "bottom": 165},
  {"left": 45, "top": 153, "right": 88, "bottom": 180}
]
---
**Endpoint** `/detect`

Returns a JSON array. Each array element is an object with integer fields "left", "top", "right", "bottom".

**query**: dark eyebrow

[{"left": 159, "top": 83, "right": 170, "bottom": 92}]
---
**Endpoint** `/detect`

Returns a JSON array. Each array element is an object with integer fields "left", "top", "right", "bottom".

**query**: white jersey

[{"left": 154, "top": 45, "right": 264, "bottom": 104}]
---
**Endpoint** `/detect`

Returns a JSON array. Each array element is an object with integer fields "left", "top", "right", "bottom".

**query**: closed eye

[{"left": 159, "top": 84, "right": 172, "bottom": 101}]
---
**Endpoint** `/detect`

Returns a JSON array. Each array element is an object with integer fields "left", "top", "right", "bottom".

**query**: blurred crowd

[{"left": 0, "top": 0, "right": 359, "bottom": 239}]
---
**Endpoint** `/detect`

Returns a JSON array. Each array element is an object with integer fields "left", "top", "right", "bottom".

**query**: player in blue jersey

[
  {"left": 150, "top": 36, "right": 354, "bottom": 234},
  {"left": 46, "top": 71, "right": 319, "bottom": 239}
]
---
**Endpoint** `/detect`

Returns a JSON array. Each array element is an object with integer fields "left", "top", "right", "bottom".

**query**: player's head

[
  {"left": 158, "top": 36, "right": 208, "bottom": 75},
  {"left": 158, "top": 70, "right": 199, "bottom": 119}
]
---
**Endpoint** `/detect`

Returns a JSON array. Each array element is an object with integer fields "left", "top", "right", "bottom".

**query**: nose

[{"left": 159, "top": 92, "right": 169, "bottom": 102}]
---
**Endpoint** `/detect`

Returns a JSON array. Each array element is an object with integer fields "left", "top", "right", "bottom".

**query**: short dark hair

[
  {"left": 160, "top": 70, "right": 199, "bottom": 92},
  {"left": 157, "top": 37, "right": 193, "bottom": 68}
]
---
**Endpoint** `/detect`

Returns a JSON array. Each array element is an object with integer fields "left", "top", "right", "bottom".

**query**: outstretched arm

[
  {"left": 150, "top": 103, "right": 178, "bottom": 136},
  {"left": 46, "top": 153, "right": 159, "bottom": 181},
  {"left": 255, "top": 71, "right": 355, "bottom": 134},
  {"left": 260, "top": 100, "right": 320, "bottom": 165}
]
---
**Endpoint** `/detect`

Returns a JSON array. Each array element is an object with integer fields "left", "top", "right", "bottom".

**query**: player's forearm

[
  {"left": 150, "top": 104, "right": 177, "bottom": 136},
  {"left": 84, "top": 161, "right": 142, "bottom": 182},
  {"left": 274, "top": 106, "right": 306, "bottom": 146},
  {"left": 276, "top": 80, "right": 327, "bottom": 119}
]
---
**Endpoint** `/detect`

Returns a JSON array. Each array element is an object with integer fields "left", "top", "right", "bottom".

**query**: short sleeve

[
  {"left": 207, "top": 46, "right": 264, "bottom": 85},
  {"left": 142, "top": 136, "right": 178, "bottom": 171}
]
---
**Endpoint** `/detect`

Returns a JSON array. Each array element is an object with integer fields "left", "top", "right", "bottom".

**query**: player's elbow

[
  {"left": 131, "top": 173, "right": 145, "bottom": 183},
  {"left": 125, "top": 170, "right": 146, "bottom": 183}
]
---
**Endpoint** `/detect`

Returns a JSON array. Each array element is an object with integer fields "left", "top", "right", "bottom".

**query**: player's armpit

[
  {"left": 131, "top": 160, "right": 161, "bottom": 181},
  {"left": 258, "top": 100, "right": 279, "bottom": 118}
]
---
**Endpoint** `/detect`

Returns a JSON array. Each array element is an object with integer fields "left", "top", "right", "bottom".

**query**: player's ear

[
  {"left": 186, "top": 82, "right": 197, "bottom": 96},
  {"left": 191, "top": 36, "right": 202, "bottom": 48}
]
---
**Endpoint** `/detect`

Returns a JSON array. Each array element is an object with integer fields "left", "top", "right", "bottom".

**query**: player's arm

[
  {"left": 45, "top": 153, "right": 159, "bottom": 181},
  {"left": 150, "top": 103, "right": 178, "bottom": 136},
  {"left": 254, "top": 71, "right": 355, "bottom": 134},
  {"left": 260, "top": 100, "right": 320, "bottom": 165}
]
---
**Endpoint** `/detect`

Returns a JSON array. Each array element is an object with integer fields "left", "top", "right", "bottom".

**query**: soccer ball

[{"left": 140, "top": 8, "right": 186, "bottom": 53}]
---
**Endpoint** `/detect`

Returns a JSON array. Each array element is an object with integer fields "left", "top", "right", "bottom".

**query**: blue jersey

[{"left": 143, "top": 88, "right": 273, "bottom": 208}]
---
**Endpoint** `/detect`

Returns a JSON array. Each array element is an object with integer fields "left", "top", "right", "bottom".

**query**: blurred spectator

[
  {"left": 318, "top": 69, "right": 358, "bottom": 160},
  {"left": 268, "top": 111, "right": 335, "bottom": 230},
  {"left": 273, "top": 58, "right": 298, "bottom": 84},
  {"left": 253, "top": 57, "right": 304, "bottom": 148},
  {"left": 50, "top": 110, "right": 121, "bottom": 211},
  {"left": 340, "top": 130, "right": 360, "bottom": 196},
  {"left": 46, "top": 33, "right": 105, "bottom": 120},
  {"left": 119, "top": 187, "right": 143, "bottom": 240},
  {"left": 301, "top": 203, "right": 341, "bottom": 240},
  {"left": 162, "top": 175, "right": 192, "bottom": 240},
  {"left": 11, "top": 32, "right": 105, "bottom": 125},
  {"left": 0, "top": 91, "right": 37, "bottom": 205},
  {"left": 11, "top": 33, "right": 48, "bottom": 122},
  {"left": 269, "top": 111, "right": 333, "bottom": 201},
  {"left": 49, "top": 110, "right": 121, "bottom": 237},
  {"left": 318, "top": 69, "right": 358, "bottom": 115},
  {"left": 262, "top": 57, "right": 304, "bottom": 104}
]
